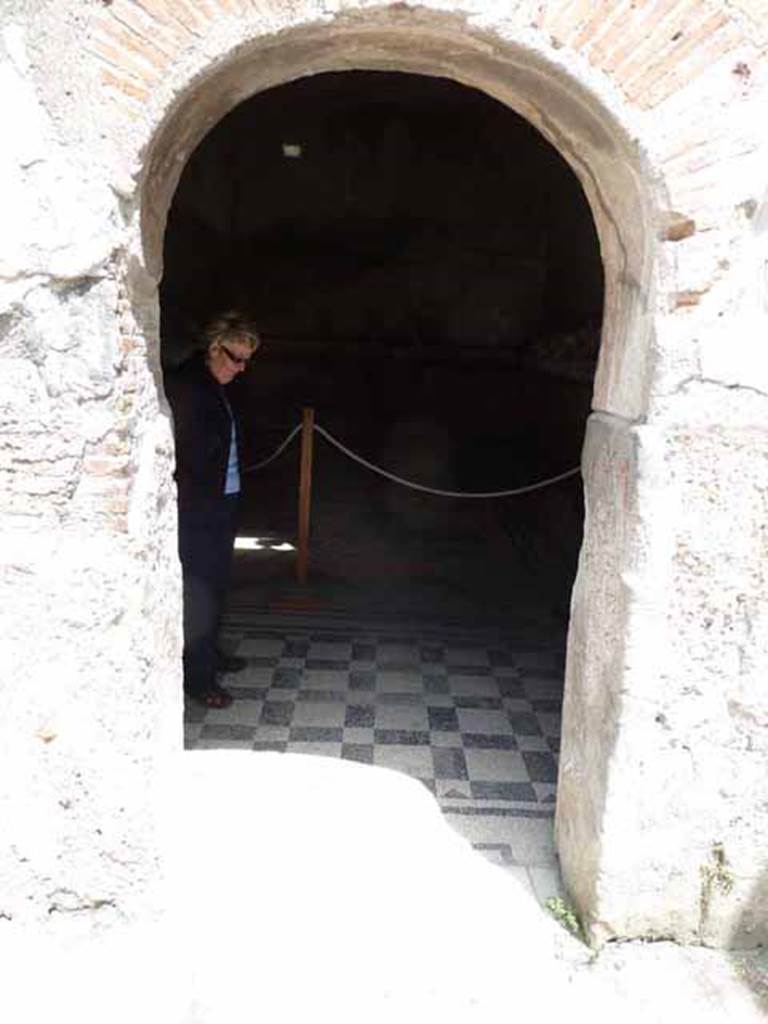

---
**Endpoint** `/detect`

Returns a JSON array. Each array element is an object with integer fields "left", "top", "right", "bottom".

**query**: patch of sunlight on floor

[{"left": 234, "top": 535, "right": 296, "bottom": 552}]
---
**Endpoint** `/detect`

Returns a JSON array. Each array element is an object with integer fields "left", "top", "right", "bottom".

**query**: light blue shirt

[{"left": 222, "top": 393, "right": 240, "bottom": 495}]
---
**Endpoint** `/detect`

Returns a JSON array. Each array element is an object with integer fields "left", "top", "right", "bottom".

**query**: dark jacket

[{"left": 164, "top": 352, "right": 240, "bottom": 514}]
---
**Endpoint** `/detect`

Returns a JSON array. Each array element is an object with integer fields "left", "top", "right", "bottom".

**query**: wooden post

[{"left": 296, "top": 407, "right": 314, "bottom": 585}]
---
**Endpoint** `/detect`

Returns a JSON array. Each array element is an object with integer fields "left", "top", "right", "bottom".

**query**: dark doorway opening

[
  {"left": 161, "top": 69, "right": 602, "bottom": 625},
  {"left": 163, "top": 71, "right": 603, "bottom": 882}
]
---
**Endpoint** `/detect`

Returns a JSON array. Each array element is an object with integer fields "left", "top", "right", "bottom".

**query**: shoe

[
  {"left": 185, "top": 683, "right": 234, "bottom": 709},
  {"left": 216, "top": 651, "right": 248, "bottom": 674}
]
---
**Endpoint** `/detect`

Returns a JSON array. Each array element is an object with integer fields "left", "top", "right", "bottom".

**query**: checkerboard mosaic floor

[{"left": 184, "top": 609, "right": 566, "bottom": 884}]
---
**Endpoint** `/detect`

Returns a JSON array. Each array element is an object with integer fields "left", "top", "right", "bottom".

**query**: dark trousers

[{"left": 178, "top": 494, "right": 239, "bottom": 695}]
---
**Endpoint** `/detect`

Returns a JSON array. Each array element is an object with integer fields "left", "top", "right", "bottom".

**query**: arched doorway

[
  {"left": 161, "top": 67, "right": 604, "bottom": 898},
  {"left": 132, "top": 9, "right": 660, "bottom": 944}
]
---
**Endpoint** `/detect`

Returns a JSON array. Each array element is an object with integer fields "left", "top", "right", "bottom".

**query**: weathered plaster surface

[
  {"left": 2, "top": 754, "right": 763, "bottom": 1022},
  {"left": 558, "top": 399, "right": 768, "bottom": 947},
  {"left": 0, "top": 10, "right": 181, "bottom": 931},
  {"left": 0, "top": 0, "right": 766, "bottom": 952}
]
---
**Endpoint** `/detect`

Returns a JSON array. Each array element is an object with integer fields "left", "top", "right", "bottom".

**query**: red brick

[
  {"left": 572, "top": 0, "right": 627, "bottom": 51},
  {"left": 615, "top": 4, "right": 725, "bottom": 88},
  {"left": 108, "top": 0, "right": 178, "bottom": 58},
  {"left": 638, "top": 29, "right": 743, "bottom": 106},
  {"left": 99, "top": 67, "right": 152, "bottom": 103},
  {"left": 99, "top": 14, "right": 171, "bottom": 73},
  {"left": 129, "top": 0, "right": 199, "bottom": 44},
  {"left": 605, "top": 0, "right": 688, "bottom": 73},
  {"left": 672, "top": 289, "right": 705, "bottom": 307},
  {"left": 89, "top": 34, "right": 160, "bottom": 85},
  {"left": 542, "top": 0, "right": 600, "bottom": 39}
]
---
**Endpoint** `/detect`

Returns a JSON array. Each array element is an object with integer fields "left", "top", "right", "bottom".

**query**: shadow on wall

[
  {"left": 730, "top": 865, "right": 768, "bottom": 1012},
  {"left": 757, "top": 190, "right": 768, "bottom": 318},
  {"left": 733, "top": 863, "right": 768, "bottom": 946}
]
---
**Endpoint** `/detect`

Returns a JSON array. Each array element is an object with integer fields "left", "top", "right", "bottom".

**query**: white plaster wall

[
  {"left": 558, "top": 401, "right": 768, "bottom": 946},
  {"left": 0, "top": 12, "right": 181, "bottom": 931},
  {"left": 0, "top": 0, "right": 766, "bottom": 952}
]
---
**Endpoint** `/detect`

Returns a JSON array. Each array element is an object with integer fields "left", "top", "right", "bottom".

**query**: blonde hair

[{"left": 204, "top": 311, "right": 261, "bottom": 353}]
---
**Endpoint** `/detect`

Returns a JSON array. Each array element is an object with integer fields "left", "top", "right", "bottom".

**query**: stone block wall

[{"left": 0, "top": 0, "right": 766, "bottom": 947}]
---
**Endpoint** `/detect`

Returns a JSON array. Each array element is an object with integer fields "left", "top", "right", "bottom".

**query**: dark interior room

[{"left": 161, "top": 70, "right": 603, "bottom": 626}]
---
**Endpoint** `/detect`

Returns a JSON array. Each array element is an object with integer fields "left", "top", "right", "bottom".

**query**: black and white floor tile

[{"left": 184, "top": 612, "right": 567, "bottom": 885}]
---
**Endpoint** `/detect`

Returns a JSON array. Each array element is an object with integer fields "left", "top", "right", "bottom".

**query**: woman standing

[{"left": 164, "top": 312, "right": 262, "bottom": 708}]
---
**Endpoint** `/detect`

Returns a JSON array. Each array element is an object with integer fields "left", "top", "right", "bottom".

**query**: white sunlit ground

[{"left": 2, "top": 749, "right": 765, "bottom": 1023}]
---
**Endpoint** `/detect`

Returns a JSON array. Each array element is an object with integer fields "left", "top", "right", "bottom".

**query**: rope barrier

[
  {"left": 315, "top": 424, "right": 580, "bottom": 498},
  {"left": 243, "top": 419, "right": 580, "bottom": 497},
  {"left": 241, "top": 423, "right": 303, "bottom": 473}
]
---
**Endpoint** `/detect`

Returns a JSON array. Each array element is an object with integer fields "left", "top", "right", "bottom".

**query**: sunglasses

[{"left": 220, "top": 343, "right": 250, "bottom": 368}]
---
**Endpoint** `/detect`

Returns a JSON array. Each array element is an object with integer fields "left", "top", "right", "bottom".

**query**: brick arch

[
  {"left": 95, "top": 2, "right": 767, "bottom": 946},
  {"left": 92, "top": 1, "right": 759, "bottom": 421},
  {"left": 131, "top": 12, "right": 661, "bottom": 421}
]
